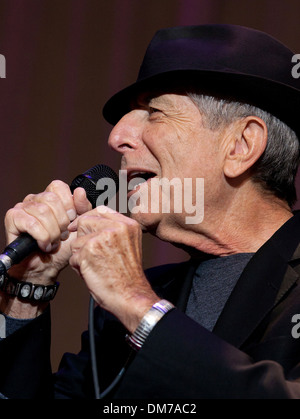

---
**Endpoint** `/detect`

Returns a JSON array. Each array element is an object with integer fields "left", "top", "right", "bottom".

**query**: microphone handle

[
  {"left": 4, "top": 233, "right": 39, "bottom": 262},
  {"left": 0, "top": 233, "right": 38, "bottom": 275}
]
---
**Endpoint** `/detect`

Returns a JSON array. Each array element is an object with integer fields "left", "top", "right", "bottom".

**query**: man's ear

[{"left": 223, "top": 116, "right": 268, "bottom": 179}]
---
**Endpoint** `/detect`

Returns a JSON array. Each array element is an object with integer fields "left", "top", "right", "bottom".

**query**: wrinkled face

[{"left": 108, "top": 92, "right": 225, "bottom": 236}]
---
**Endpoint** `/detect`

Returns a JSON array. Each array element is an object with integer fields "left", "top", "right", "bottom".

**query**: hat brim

[{"left": 103, "top": 69, "right": 300, "bottom": 138}]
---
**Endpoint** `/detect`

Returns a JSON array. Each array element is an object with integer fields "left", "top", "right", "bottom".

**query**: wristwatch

[{"left": 126, "top": 299, "right": 175, "bottom": 351}]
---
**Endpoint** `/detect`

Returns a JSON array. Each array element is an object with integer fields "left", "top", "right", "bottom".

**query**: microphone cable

[{"left": 89, "top": 296, "right": 126, "bottom": 399}]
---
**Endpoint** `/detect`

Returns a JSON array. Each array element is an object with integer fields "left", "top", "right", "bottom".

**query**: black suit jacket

[{"left": 2, "top": 213, "right": 300, "bottom": 398}]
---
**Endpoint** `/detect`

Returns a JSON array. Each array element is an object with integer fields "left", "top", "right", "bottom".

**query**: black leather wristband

[{"left": 0, "top": 274, "right": 59, "bottom": 302}]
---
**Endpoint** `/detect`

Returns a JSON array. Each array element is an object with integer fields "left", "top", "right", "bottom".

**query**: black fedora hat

[{"left": 103, "top": 24, "right": 300, "bottom": 137}]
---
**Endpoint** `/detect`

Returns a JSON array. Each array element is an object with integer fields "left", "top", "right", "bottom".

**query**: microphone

[{"left": 0, "top": 164, "right": 119, "bottom": 276}]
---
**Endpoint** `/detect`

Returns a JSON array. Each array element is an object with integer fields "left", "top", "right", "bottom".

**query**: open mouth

[{"left": 127, "top": 170, "right": 157, "bottom": 192}]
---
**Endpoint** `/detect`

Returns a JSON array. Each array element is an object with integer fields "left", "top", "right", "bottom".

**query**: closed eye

[{"left": 149, "top": 107, "right": 161, "bottom": 114}]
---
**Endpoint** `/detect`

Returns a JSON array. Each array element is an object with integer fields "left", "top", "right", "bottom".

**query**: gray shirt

[{"left": 186, "top": 253, "right": 254, "bottom": 331}]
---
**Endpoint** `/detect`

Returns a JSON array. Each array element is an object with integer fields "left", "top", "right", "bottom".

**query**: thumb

[{"left": 73, "top": 187, "right": 93, "bottom": 215}]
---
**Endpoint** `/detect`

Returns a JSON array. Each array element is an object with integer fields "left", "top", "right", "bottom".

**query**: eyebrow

[
  {"left": 134, "top": 92, "right": 176, "bottom": 110},
  {"left": 149, "top": 96, "right": 171, "bottom": 107}
]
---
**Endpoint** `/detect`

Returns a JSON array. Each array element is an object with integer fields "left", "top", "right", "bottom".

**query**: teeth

[{"left": 130, "top": 171, "right": 149, "bottom": 177}]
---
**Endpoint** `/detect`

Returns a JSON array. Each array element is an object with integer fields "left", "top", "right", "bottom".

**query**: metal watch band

[
  {"left": 126, "top": 299, "right": 175, "bottom": 351},
  {"left": 0, "top": 274, "right": 59, "bottom": 302}
]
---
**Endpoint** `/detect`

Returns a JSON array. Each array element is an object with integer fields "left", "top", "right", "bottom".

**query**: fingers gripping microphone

[{"left": 0, "top": 164, "right": 119, "bottom": 277}]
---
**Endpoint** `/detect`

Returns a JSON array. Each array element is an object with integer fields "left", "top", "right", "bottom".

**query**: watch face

[
  {"left": 33, "top": 286, "right": 44, "bottom": 300},
  {"left": 20, "top": 283, "right": 31, "bottom": 298}
]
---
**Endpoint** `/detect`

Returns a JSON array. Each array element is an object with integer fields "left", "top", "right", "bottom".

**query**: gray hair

[{"left": 188, "top": 93, "right": 300, "bottom": 207}]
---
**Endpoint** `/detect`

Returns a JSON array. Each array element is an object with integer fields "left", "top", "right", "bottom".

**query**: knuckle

[
  {"left": 5, "top": 205, "right": 24, "bottom": 222},
  {"left": 115, "top": 222, "right": 127, "bottom": 233},
  {"left": 33, "top": 202, "right": 51, "bottom": 217},
  {"left": 47, "top": 180, "right": 69, "bottom": 193},
  {"left": 77, "top": 215, "right": 90, "bottom": 228},
  {"left": 5, "top": 207, "right": 16, "bottom": 219},
  {"left": 48, "top": 179, "right": 64, "bottom": 188},
  {"left": 4, "top": 207, "right": 17, "bottom": 226},
  {"left": 79, "top": 214, "right": 90, "bottom": 222},
  {"left": 86, "top": 235, "right": 101, "bottom": 252},
  {"left": 23, "top": 193, "right": 36, "bottom": 202},
  {"left": 13, "top": 202, "right": 23, "bottom": 209},
  {"left": 43, "top": 191, "right": 60, "bottom": 204}
]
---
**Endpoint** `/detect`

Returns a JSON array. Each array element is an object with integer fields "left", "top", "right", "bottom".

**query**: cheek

[
  {"left": 145, "top": 123, "right": 222, "bottom": 179},
  {"left": 183, "top": 132, "right": 222, "bottom": 177},
  {"left": 143, "top": 130, "right": 176, "bottom": 173},
  {"left": 146, "top": 126, "right": 190, "bottom": 170}
]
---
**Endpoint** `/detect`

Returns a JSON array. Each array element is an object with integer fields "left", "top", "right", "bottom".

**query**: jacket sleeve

[
  {"left": 53, "top": 306, "right": 132, "bottom": 399},
  {"left": 113, "top": 308, "right": 300, "bottom": 399},
  {"left": 0, "top": 308, "right": 53, "bottom": 399}
]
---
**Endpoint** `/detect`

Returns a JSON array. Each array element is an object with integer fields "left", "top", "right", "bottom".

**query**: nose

[{"left": 108, "top": 110, "right": 145, "bottom": 154}]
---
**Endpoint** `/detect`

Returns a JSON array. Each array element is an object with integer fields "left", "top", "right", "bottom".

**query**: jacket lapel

[
  {"left": 274, "top": 244, "right": 300, "bottom": 305},
  {"left": 213, "top": 214, "right": 300, "bottom": 348}
]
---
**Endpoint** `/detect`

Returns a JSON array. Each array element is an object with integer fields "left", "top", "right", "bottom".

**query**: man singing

[{"left": 1, "top": 24, "right": 300, "bottom": 399}]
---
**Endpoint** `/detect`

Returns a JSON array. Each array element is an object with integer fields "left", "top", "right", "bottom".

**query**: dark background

[{"left": 0, "top": 0, "right": 299, "bottom": 370}]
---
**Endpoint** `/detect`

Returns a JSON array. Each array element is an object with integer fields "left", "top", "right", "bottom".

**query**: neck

[{"left": 154, "top": 188, "right": 293, "bottom": 257}]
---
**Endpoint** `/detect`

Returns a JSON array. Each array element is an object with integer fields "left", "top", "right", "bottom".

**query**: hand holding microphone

[
  {"left": 67, "top": 205, "right": 159, "bottom": 334},
  {"left": 0, "top": 163, "right": 158, "bottom": 331},
  {"left": 0, "top": 165, "right": 119, "bottom": 285}
]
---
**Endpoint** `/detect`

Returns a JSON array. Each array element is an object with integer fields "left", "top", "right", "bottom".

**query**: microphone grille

[{"left": 70, "top": 164, "right": 119, "bottom": 208}]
